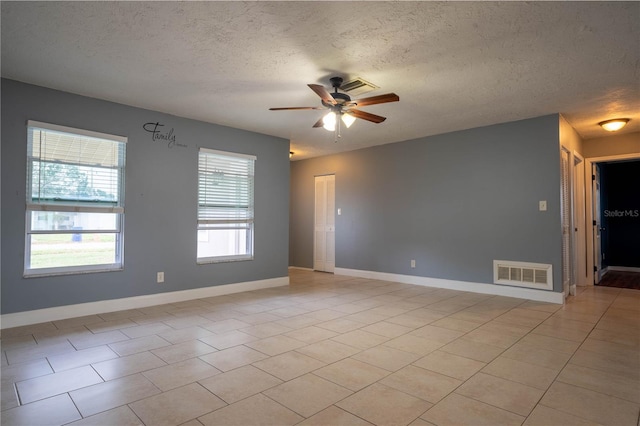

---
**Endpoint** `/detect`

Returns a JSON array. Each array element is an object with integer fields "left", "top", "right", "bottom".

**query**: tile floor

[{"left": 1, "top": 269, "right": 639, "bottom": 425}]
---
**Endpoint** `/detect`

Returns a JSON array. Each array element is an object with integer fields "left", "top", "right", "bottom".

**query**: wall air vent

[
  {"left": 340, "top": 77, "right": 379, "bottom": 96},
  {"left": 493, "top": 260, "right": 553, "bottom": 291}
]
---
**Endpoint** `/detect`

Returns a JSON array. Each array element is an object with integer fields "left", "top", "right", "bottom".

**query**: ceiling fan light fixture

[
  {"left": 341, "top": 113, "right": 356, "bottom": 128},
  {"left": 599, "top": 118, "right": 630, "bottom": 132},
  {"left": 323, "top": 111, "right": 336, "bottom": 131}
]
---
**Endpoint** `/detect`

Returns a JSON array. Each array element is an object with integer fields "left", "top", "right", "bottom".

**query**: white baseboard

[
  {"left": 608, "top": 266, "right": 640, "bottom": 273},
  {"left": 288, "top": 266, "right": 314, "bottom": 271},
  {"left": 334, "top": 268, "right": 564, "bottom": 304},
  {"left": 1, "top": 276, "right": 289, "bottom": 330}
]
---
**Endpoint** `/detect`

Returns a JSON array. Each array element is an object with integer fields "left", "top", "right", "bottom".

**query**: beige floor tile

[
  {"left": 337, "top": 383, "right": 432, "bottom": 426},
  {"left": 519, "top": 300, "right": 563, "bottom": 314},
  {"left": 199, "top": 394, "right": 303, "bottom": 426},
  {"left": 463, "top": 328, "right": 522, "bottom": 349},
  {"left": 316, "top": 318, "right": 366, "bottom": 333},
  {"left": 558, "top": 363, "right": 640, "bottom": 403},
  {"left": 345, "top": 311, "right": 390, "bottom": 325},
  {"left": 298, "top": 405, "right": 373, "bottom": 426},
  {"left": 540, "top": 381, "right": 639, "bottom": 425},
  {"left": 92, "top": 351, "right": 167, "bottom": 381},
  {"left": 429, "top": 316, "right": 483, "bottom": 332},
  {"left": 48, "top": 345, "right": 118, "bottom": 372},
  {"left": 589, "top": 327, "right": 640, "bottom": 347},
  {"left": 384, "top": 334, "right": 444, "bottom": 355},
  {"left": 5, "top": 340, "right": 77, "bottom": 364},
  {"left": 456, "top": 373, "right": 544, "bottom": 416},
  {"left": 422, "top": 393, "right": 525, "bottom": 426},
  {"left": 385, "top": 313, "right": 435, "bottom": 329},
  {"left": 245, "top": 334, "right": 306, "bottom": 356},
  {"left": 240, "top": 322, "right": 293, "bottom": 338},
  {"left": 296, "top": 340, "right": 360, "bottom": 363},
  {"left": 264, "top": 373, "right": 353, "bottom": 417},
  {"left": 199, "top": 345, "right": 267, "bottom": 372},
  {"left": 413, "top": 350, "right": 485, "bottom": 381},
  {"left": 268, "top": 306, "right": 311, "bottom": 318},
  {"left": 581, "top": 336, "right": 640, "bottom": 359},
  {"left": 109, "top": 335, "right": 171, "bottom": 357},
  {"left": 53, "top": 315, "right": 105, "bottom": 330},
  {"left": 532, "top": 324, "right": 590, "bottom": 342},
  {"left": 203, "top": 318, "right": 252, "bottom": 334},
  {"left": 410, "top": 325, "right": 465, "bottom": 344},
  {"left": 1, "top": 394, "right": 81, "bottom": 425},
  {"left": 1, "top": 383, "right": 19, "bottom": 411},
  {"left": 157, "top": 326, "right": 214, "bottom": 344},
  {"left": 274, "top": 314, "right": 322, "bottom": 329},
  {"left": 482, "top": 356, "right": 558, "bottom": 390},
  {"left": 67, "top": 405, "right": 143, "bottom": 425},
  {"left": 517, "top": 332, "right": 581, "bottom": 354},
  {"left": 381, "top": 364, "right": 461, "bottom": 403},
  {"left": 68, "top": 330, "right": 130, "bottom": 350},
  {"left": 85, "top": 318, "right": 138, "bottom": 334},
  {"left": 569, "top": 347, "right": 640, "bottom": 380},
  {"left": 162, "top": 315, "right": 212, "bottom": 329},
  {"left": 130, "top": 383, "right": 225, "bottom": 426},
  {"left": 253, "top": 351, "right": 325, "bottom": 381},
  {"left": 98, "top": 308, "right": 146, "bottom": 321},
  {"left": 199, "top": 365, "right": 282, "bottom": 404},
  {"left": 523, "top": 405, "right": 603, "bottom": 425},
  {"left": 150, "top": 339, "right": 217, "bottom": 364},
  {"left": 1, "top": 358, "right": 54, "bottom": 384},
  {"left": 352, "top": 345, "right": 421, "bottom": 372},
  {"left": 439, "top": 338, "right": 505, "bottom": 363},
  {"left": 1, "top": 322, "right": 57, "bottom": 339},
  {"left": 331, "top": 329, "right": 390, "bottom": 350},
  {"left": 16, "top": 364, "right": 103, "bottom": 404},
  {"left": 143, "top": 358, "right": 221, "bottom": 391},
  {"left": 284, "top": 325, "right": 339, "bottom": 343},
  {"left": 198, "top": 330, "right": 257, "bottom": 350},
  {"left": 121, "top": 323, "right": 174, "bottom": 339},
  {"left": 315, "top": 358, "right": 389, "bottom": 391},
  {"left": 501, "top": 342, "right": 571, "bottom": 371},
  {"left": 70, "top": 373, "right": 161, "bottom": 417},
  {"left": 361, "top": 321, "right": 413, "bottom": 338}
]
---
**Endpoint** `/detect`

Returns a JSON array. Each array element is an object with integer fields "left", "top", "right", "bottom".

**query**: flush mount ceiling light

[{"left": 599, "top": 118, "right": 630, "bottom": 132}]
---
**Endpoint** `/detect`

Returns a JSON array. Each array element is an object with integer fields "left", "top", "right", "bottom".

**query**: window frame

[
  {"left": 197, "top": 147, "right": 255, "bottom": 264},
  {"left": 24, "top": 120, "right": 127, "bottom": 277}
]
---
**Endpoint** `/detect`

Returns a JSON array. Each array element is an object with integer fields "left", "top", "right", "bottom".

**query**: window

[
  {"left": 197, "top": 148, "right": 255, "bottom": 263},
  {"left": 25, "top": 121, "right": 126, "bottom": 276}
]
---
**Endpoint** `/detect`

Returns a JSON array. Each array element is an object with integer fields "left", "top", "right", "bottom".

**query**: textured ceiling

[{"left": 2, "top": 2, "right": 639, "bottom": 160}]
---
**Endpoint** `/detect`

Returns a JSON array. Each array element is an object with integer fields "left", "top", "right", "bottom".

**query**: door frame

[
  {"left": 313, "top": 174, "right": 336, "bottom": 273},
  {"left": 584, "top": 152, "right": 640, "bottom": 286}
]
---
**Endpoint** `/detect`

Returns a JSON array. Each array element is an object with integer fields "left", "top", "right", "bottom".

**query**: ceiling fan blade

[
  {"left": 269, "top": 107, "right": 323, "bottom": 111},
  {"left": 312, "top": 117, "right": 324, "bottom": 128},
  {"left": 351, "top": 93, "right": 399, "bottom": 107},
  {"left": 308, "top": 84, "right": 337, "bottom": 105},
  {"left": 349, "top": 109, "right": 387, "bottom": 123}
]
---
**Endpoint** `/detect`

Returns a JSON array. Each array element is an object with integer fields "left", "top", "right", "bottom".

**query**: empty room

[{"left": 1, "top": 2, "right": 639, "bottom": 425}]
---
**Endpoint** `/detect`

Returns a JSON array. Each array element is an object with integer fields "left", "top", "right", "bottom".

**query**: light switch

[
  {"left": 337, "top": 208, "right": 342, "bottom": 215},
  {"left": 539, "top": 200, "right": 547, "bottom": 211}
]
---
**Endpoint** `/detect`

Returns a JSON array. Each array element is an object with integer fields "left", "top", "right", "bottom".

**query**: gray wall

[
  {"left": 1, "top": 79, "right": 290, "bottom": 314},
  {"left": 290, "top": 114, "right": 563, "bottom": 292}
]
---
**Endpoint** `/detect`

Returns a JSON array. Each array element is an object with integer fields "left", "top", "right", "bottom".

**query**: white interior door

[
  {"left": 314, "top": 174, "right": 335, "bottom": 273},
  {"left": 560, "top": 148, "right": 572, "bottom": 298},
  {"left": 592, "top": 163, "right": 602, "bottom": 284}
]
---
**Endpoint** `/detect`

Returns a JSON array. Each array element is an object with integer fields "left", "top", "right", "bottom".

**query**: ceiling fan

[{"left": 269, "top": 77, "right": 399, "bottom": 134}]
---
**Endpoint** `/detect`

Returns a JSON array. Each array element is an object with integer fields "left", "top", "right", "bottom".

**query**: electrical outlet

[
  {"left": 411, "top": 259, "right": 416, "bottom": 268},
  {"left": 157, "top": 272, "right": 164, "bottom": 283}
]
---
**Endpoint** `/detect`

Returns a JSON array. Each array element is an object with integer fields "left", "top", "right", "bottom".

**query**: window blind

[
  {"left": 198, "top": 148, "right": 255, "bottom": 227},
  {"left": 26, "top": 121, "right": 126, "bottom": 212}
]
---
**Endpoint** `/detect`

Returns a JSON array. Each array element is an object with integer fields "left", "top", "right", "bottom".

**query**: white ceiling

[{"left": 2, "top": 2, "right": 639, "bottom": 160}]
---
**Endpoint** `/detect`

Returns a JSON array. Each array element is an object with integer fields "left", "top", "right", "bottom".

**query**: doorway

[
  {"left": 585, "top": 154, "right": 640, "bottom": 286},
  {"left": 314, "top": 174, "right": 335, "bottom": 273}
]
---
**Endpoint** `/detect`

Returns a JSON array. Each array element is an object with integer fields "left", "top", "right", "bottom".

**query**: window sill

[{"left": 197, "top": 256, "right": 254, "bottom": 265}]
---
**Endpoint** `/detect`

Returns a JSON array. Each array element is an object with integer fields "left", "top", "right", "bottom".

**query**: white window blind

[
  {"left": 27, "top": 120, "right": 126, "bottom": 213},
  {"left": 198, "top": 148, "right": 255, "bottom": 226}
]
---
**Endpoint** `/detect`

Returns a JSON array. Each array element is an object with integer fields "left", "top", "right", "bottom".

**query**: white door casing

[{"left": 314, "top": 174, "right": 335, "bottom": 272}]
